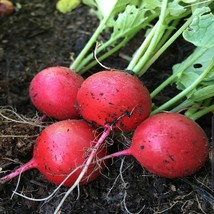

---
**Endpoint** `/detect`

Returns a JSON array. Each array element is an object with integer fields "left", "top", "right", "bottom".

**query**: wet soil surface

[{"left": 0, "top": 1, "right": 213, "bottom": 214}]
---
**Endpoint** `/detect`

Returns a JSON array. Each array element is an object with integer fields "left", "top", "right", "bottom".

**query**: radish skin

[
  {"left": 29, "top": 66, "right": 84, "bottom": 120},
  {"left": 77, "top": 70, "right": 152, "bottom": 131}
]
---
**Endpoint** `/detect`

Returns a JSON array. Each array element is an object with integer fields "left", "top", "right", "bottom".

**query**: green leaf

[
  {"left": 181, "top": 0, "right": 197, "bottom": 3},
  {"left": 173, "top": 46, "right": 214, "bottom": 90},
  {"left": 183, "top": 7, "right": 214, "bottom": 48},
  {"left": 110, "top": 5, "right": 147, "bottom": 40},
  {"left": 176, "top": 72, "right": 199, "bottom": 91},
  {"left": 168, "top": 2, "right": 186, "bottom": 17},
  {"left": 181, "top": 47, "right": 214, "bottom": 82},
  {"left": 190, "top": 85, "right": 214, "bottom": 101},
  {"left": 56, "top": 0, "right": 81, "bottom": 13},
  {"left": 172, "top": 45, "right": 214, "bottom": 106},
  {"left": 84, "top": 0, "right": 118, "bottom": 20},
  {"left": 83, "top": 0, "right": 144, "bottom": 23},
  {"left": 82, "top": 0, "right": 96, "bottom": 7},
  {"left": 143, "top": 0, "right": 162, "bottom": 10}
]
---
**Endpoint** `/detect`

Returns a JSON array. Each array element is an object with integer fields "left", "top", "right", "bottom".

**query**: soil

[{"left": 0, "top": 1, "right": 213, "bottom": 214}]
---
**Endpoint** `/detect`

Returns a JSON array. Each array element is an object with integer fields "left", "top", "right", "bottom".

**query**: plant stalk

[
  {"left": 151, "top": 59, "right": 214, "bottom": 115},
  {"left": 133, "top": 0, "right": 169, "bottom": 75},
  {"left": 70, "top": 1, "right": 118, "bottom": 70}
]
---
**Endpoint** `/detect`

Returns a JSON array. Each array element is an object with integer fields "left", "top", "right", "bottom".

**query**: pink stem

[
  {"left": 0, "top": 158, "right": 37, "bottom": 184},
  {"left": 99, "top": 148, "right": 131, "bottom": 161},
  {"left": 38, "top": 114, "right": 48, "bottom": 123}
]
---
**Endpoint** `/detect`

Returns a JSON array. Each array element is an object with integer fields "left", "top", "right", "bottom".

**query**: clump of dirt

[{"left": 0, "top": 1, "right": 213, "bottom": 214}]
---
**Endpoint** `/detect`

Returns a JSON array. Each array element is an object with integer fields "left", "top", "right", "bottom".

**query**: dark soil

[{"left": 0, "top": 1, "right": 213, "bottom": 214}]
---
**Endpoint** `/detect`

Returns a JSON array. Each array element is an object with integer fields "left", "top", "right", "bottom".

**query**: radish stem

[
  {"left": 99, "top": 149, "right": 131, "bottom": 162},
  {"left": 132, "top": 0, "right": 168, "bottom": 75},
  {"left": 0, "top": 159, "right": 37, "bottom": 184}
]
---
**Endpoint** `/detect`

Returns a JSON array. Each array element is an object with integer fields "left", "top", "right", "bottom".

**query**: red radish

[
  {"left": 0, "top": 0, "right": 13, "bottom": 15},
  {"left": 77, "top": 70, "right": 152, "bottom": 131},
  {"left": 103, "top": 112, "right": 209, "bottom": 178},
  {"left": 29, "top": 66, "right": 84, "bottom": 120},
  {"left": 0, "top": 120, "right": 107, "bottom": 186}
]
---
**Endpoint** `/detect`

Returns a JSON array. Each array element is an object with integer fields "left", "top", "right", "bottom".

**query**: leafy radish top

[{"left": 77, "top": 70, "right": 152, "bottom": 131}]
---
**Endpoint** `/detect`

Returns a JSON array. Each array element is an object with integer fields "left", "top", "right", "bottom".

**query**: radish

[
  {"left": 29, "top": 66, "right": 84, "bottom": 120},
  {"left": 102, "top": 112, "right": 209, "bottom": 178},
  {"left": 77, "top": 70, "right": 152, "bottom": 131},
  {"left": 0, "top": 120, "right": 107, "bottom": 186},
  {"left": 0, "top": 0, "right": 13, "bottom": 15}
]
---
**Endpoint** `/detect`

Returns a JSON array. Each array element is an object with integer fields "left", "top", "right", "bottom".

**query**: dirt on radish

[
  {"left": 0, "top": 1, "right": 213, "bottom": 214},
  {"left": 77, "top": 70, "right": 152, "bottom": 131}
]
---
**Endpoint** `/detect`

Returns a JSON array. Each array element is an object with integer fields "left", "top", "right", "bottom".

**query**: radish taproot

[
  {"left": 77, "top": 70, "right": 152, "bottom": 131},
  {"left": 29, "top": 66, "right": 84, "bottom": 120},
  {"left": 0, "top": 120, "right": 107, "bottom": 186},
  {"left": 103, "top": 112, "right": 209, "bottom": 178}
]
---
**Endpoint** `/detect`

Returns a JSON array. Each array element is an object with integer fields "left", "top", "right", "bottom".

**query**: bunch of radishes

[{"left": 0, "top": 66, "right": 209, "bottom": 189}]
